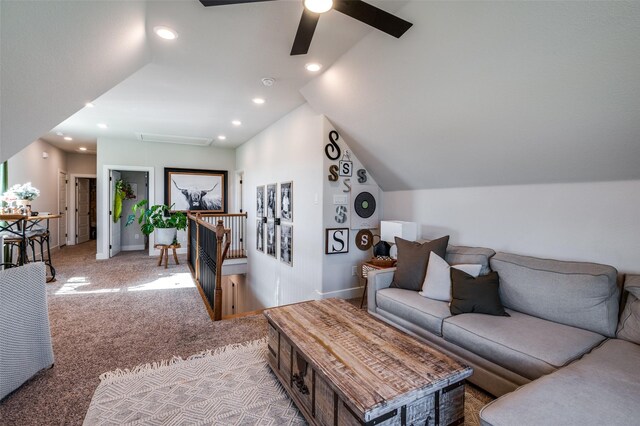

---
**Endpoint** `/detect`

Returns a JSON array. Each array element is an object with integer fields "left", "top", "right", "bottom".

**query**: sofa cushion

[
  {"left": 450, "top": 269, "right": 509, "bottom": 317},
  {"left": 442, "top": 309, "right": 605, "bottom": 381},
  {"left": 391, "top": 236, "right": 449, "bottom": 291},
  {"left": 480, "top": 339, "right": 640, "bottom": 426},
  {"left": 376, "top": 288, "right": 452, "bottom": 336},
  {"left": 445, "top": 244, "right": 496, "bottom": 276},
  {"left": 617, "top": 274, "right": 640, "bottom": 344},
  {"left": 490, "top": 252, "right": 619, "bottom": 337},
  {"left": 420, "top": 251, "right": 482, "bottom": 301}
]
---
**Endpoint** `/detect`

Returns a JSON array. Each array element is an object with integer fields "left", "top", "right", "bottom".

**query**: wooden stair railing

[{"left": 188, "top": 214, "right": 231, "bottom": 321}]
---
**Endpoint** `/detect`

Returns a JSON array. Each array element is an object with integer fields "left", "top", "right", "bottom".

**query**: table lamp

[{"left": 380, "top": 220, "right": 418, "bottom": 258}]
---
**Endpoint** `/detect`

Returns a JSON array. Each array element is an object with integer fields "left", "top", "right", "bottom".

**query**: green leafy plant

[
  {"left": 113, "top": 179, "right": 137, "bottom": 223},
  {"left": 125, "top": 200, "right": 187, "bottom": 236}
]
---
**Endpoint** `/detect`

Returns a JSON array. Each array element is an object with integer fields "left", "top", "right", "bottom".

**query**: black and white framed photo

[
  {"left": 256, "top": 219, "right": 264, "bottom": 252},
  {"left": 266, "top": 221, "right": 277, "bottom": 258},
  {"left": 266, "top": 184, "right": 277, "bottom": 220},
  {"left": 256, "top": 185, "right": 265, "bottom": 218},
  {"left": 280, "top": 181, "right": 292, "bottom": 222},
  {"left": 325, "top": 228, "right": 350, "bottom": 254},
  {"left": 280, "top": 224, "right": 293, "bottom": 266},
  {"left": 165, "top": 167, "right": 227, "bottom": 213}
]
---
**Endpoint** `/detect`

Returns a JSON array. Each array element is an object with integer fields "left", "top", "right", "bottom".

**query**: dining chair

[{"left": 0, "top": 215, "right": 27, "bottom": 268}]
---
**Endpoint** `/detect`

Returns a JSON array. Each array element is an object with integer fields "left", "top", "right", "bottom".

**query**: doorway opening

[
  {"left": 109, "top": 170, "right": 149, "bottom": 257},
  {"left": 75, "top": 177, "right": 97, "bottom": 244}
]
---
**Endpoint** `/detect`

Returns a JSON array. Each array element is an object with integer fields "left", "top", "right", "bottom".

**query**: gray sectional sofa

[{"left": 367, "top": 244, "right": 640, "bottom": 425}]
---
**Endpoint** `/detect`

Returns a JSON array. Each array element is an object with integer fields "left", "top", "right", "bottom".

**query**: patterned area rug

[
  {"left": 85, "top": 338, "right": 492, "bottom": 425},
  {"left": 83, "top": 339, "right": 305, "bottom": 425}
]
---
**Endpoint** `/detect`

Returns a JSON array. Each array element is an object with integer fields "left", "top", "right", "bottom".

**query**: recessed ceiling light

[
  {"left": 218, "top": 135, "right": 227, "bottom": 141},
  {"left": 97, "top": 123, "right": 108, "bottom": 129},
  {"left": 232, "top": 120, "right": 242, "bottom": 126},
  {"left": 154, "top": 26, "right": 178, "bottom": 40},
  {"left": 252, "top": 98, "right": 265, "bottom": 105},
  {"left": 64, "top": 136, "right": 73, "bottom": 141},
  {"left": 304, "top": 0, "right": 333, "bottom": 14},
  {"left": 79, "top": 147, "right": 87, "bottom": 151},
  {"left": 56, "top": 132, "right": 64, "bottom": 136},
  {"left": 305, "top": 62, "right": 322, "bottom": 72},
  {"left": 85, "top": 102, "right": 94, "bottom": 108}
]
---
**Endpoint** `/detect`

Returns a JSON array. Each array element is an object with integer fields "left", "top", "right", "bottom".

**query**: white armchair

[{"left": 0, "top": 262, "right": 54, "bottom": 400}]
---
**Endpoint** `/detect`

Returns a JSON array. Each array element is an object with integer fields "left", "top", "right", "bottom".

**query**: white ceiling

[
  {"left": 43, "top": 0, "right": 407, "bottom": 152},
  {"left": 302, "top": 1, "right": 640, "bottom": 190},
  {"left": 0, "top": 0, "right": 149, "bottom": 161}
]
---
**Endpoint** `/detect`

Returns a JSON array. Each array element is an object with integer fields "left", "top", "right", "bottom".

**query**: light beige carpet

[{"left": 0, "top": 241, "right": 493, "bottom": 425}]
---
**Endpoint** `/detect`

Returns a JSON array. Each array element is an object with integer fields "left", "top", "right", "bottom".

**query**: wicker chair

[{"left": 0, "top": 262, "right": 54, "bottom": 400}]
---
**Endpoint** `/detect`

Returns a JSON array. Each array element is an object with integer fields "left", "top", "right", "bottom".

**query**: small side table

[
  {"left": 360, "top": 261, "right": 396, "bottom": 309},
  {"left": 155, "top": 243, "right": 181, "bottom": 269}
]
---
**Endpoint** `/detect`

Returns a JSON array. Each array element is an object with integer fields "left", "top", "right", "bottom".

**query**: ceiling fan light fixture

[
  {"left": 304, "top": 0, "right": 333, "bottom": 14},
  {"left": 154, "top": 26, "right": 178, "bottom": 40}
]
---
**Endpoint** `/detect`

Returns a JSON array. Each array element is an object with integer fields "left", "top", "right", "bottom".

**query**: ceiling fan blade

[
  {"left": 290, "top": 9, "right": 320, "bottom": 56},
  {"left": 199, "top": 0, "right": 275, "bottom": 7},
  {"left": 333, "top": 0, "right": 412, "bottom": 38}
]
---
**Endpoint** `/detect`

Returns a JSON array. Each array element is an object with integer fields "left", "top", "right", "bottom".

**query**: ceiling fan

[{"left": 199, "top": 0, "right": 413, "bottom": 56}]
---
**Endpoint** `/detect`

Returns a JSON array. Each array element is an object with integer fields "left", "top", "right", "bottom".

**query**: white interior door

[
  {"left": 109, "top": 170, "right": 122, "bottom": 257},
  {"left": 58, "top": 171, "right": 67, "bottom": 246},
  {"left": 76, "top": 178, "right": 90, "bottom": 244}
]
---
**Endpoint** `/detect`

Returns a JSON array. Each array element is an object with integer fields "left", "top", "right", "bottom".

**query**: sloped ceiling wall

[
  {"left": 301, "top": 1, "right": 640, "bottom": 191},
  {"left": 0, "top": 0, "right": 150, "bottom": 162}
]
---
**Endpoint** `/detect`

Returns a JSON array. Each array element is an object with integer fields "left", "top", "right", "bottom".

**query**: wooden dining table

[{"left": 1, "top": 213, "right": 61, "bottom": 281}]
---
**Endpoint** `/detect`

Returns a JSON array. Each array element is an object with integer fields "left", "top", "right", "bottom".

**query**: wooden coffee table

[{"left": 264, "top": 298, "right": 472, "bottom": 426}]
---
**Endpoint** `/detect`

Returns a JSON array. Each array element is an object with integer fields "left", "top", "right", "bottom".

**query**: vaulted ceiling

[
  {"left": 302, "top": 1, "right": 640, "bottom": 190},
  {"left": 1, "top": 0, "right": 406, "bottom": 158},
  {"left": 2, "top": 1, "right": 639, "bottom": 192}
]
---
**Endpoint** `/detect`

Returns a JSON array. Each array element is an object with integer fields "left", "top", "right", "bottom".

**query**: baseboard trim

[
  {"left": 122, "top": 244, "right": 145, "bottom": 251},
  {"left": 315, "top": 285, "right": 364, "bottom": 300}
]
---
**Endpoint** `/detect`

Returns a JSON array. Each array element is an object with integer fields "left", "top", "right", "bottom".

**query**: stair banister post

[{"left": 214, "top": 219, "right": 225, "bottom": 320}]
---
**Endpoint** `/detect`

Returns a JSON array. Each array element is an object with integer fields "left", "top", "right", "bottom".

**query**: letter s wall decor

[{"left": 325, "top": 228, "right": 350, "bottom": 254}]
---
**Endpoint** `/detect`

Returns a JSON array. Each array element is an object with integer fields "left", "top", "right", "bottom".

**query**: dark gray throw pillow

[
  {"left": 390, "top": 235, "right": 449, "bottom": 291},
  {"left": 450, "top": 268, "right": 510, "bottom": 316}
]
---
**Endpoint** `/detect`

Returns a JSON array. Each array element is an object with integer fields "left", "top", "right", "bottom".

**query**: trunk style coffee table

[{"left": 264, "top": 298, "right": 472, "bottom": 426}]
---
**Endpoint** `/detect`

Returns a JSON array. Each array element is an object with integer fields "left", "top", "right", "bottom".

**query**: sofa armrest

[{"left": 367, "top": 267, "right": 396, "bottom": 314}]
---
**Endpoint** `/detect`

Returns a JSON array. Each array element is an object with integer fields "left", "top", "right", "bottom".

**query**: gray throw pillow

[
  {"left": 390, "top": 235, "right": 449, "bottom": 291},
  {"left": 450, "top": 269, "right": 510, "bottom": 316},
  {"left": 617, "top": 275, "right": 640, "bottom": 345}
]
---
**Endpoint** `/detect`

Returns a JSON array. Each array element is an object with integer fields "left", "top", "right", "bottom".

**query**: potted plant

[{"left": 125, "top": 200, "right": 187, "bottom": 245}]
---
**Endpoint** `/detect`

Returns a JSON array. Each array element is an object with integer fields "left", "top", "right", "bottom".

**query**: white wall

[
  {"left": 383, "top": 180, "right": 640, "bottom": 273},
  {"left": 0, "top": 0, "right": 150, "bottom": 161},
  {"left": 96, "top": 137, "right": 236, "bottom": 259},
  {"left": 7, "top": 139, "right": 66, "bottom": 248},
  {"left": 236, "top": 104, "right": 324, "bottom": 311},
  {"left": 67, "top": 153, "right": 96, "bottom": 175}
]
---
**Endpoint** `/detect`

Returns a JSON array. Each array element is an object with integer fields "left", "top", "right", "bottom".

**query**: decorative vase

[
  {"left": 16, "top": 199, "right": 29, "bottom": 207},
  {"left": 156, "top": 227, "right": 177, "bottom": 245}
]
